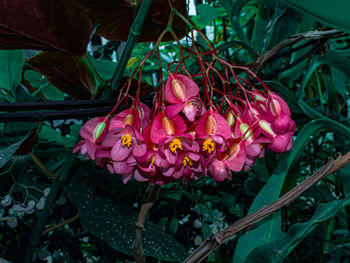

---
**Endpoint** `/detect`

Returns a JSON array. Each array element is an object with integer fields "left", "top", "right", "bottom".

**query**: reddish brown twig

[
  {"left": 42, "top": 213, "right": 80, "bottom": 236},
  {"left": 133, "top": 185, "right": 160, "bottom": 263},
  {"left": 183, "top": 151, "right": 350, "bottom": 263}
]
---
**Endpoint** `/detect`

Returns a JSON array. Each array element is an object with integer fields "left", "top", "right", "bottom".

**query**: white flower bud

[
  {"left": 194, "top": 235, "right": 203, "bottom": 246},
  {"left": 1, "top": 194, "right": 12, "bottom": 207},
  {"left": 6, "top": 217, "right": 18, "bottom": 228},
  {"left": 36, "top": 197, "right": 45, "bottom": 210},
  {"left": 194, "top": 219, "right": 203, "bottom": 228},
  {"left": 43, "top": 188, "right": 51, "bottom": 197}
]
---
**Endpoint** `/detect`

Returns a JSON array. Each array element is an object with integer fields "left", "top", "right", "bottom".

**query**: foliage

[{"left": 0, "top": 0, "right": 350, "bottom": 263}]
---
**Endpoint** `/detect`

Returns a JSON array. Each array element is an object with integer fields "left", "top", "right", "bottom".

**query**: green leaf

[
  {"left": 64, "top": 173, "right": 187, "bottom": 262},
  {"left": 88, "top": 54, "right": 117, "bottom": 80},
  {"left": 227, "top": 0, "right": 251, "bottom": 45},
  {"left": 23, "top": 70, "right": 64, "bottom": 100},
  {"left": 245, "top": 197, "right": 350, "bottom": 263},
  {"left": 251, "top": 0, "right": 275, "bottom": 51},
  {"left": 233, "top": 118, "right": 350, "bottom": 263},
  {"left": 298, "top": 50, "right": 350, "bottom": 120},
  {"left": 0, "top": 50, "right": 24, "bottom": 93},
  {"left": 281, "top": 0, "right": 350, "bottom": 35},
  {"left": 39, "top": 125, "right": 80, "bottom": 148},
  {"left": 196, "top": 4, "right": 221, "bottom": 26},
  {"left": 0, "top": 135, "right": 28, "bottom": 169}
]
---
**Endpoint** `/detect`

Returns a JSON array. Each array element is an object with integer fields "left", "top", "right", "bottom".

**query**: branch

[
  {"left": 133, "top": 185, "right": 160, "bottom": 263},
  {"left": 42, "top": 213, "right": 80, "bottom": 236},
  {"left": 29, "top": 152, "right": 57, "bottom": 179},
  {"left": 256, "top": 29, "right": 346, "bottom": 65},
  {"left": 183, "top": 151, "right": 350, "bottom": 263}
]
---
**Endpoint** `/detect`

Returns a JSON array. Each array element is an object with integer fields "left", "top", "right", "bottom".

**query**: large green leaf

[
  {"left": 245, "top": 196, "right": 350, "bottom": 263},
  {"left": 281, "top": 0, "right": 350, "bottom": 34},
  {"left": 233, "top": 118, "right": 350, "bottom": 263},
  {"left": 0, "top": 135, "right": 29, "bottom": 169},
  {"left": 0, "top": 50, "right": 24, "bottom": 93},
  {"left": 64, "top": 173, "right": 187, "bottom": 262}
]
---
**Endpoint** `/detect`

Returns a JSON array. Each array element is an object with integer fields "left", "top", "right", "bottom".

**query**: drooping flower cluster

[{"left": 74, "top": 70, "right": 295, "bottom": 185}]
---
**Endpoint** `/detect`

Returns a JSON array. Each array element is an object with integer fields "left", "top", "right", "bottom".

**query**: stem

[
  {"left": 42, "top": 213, "right": 80, "bottom": 236},
  {"left": 82, "top": 56, "right": 107, "bottom": 97},
  {"left": 29, "top": 152, "right": 56, "bottom": 180},
  {"left": 183, "top": 151, "right": 350, "bottom": 263},
  {"left": 111, "top": 0, "right": 153, "bottom": 90},
  {"left": 133, "top": 185, "right": 160, "bottom": 263},
  {"left": 23, "top": 152, "right": 76, "bottom": 263}
]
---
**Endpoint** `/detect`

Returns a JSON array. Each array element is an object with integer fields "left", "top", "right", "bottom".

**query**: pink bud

[{"left": 209, "top": 160, "right": 227, "bottom": 182}]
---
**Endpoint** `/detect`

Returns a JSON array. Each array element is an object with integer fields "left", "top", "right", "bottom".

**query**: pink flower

[
  {"left": 150, "top": 111, "right": 186, "bottom": 144},
  {"left": 165, "top": 74, "right": 199, "bottom": 104},
  {"left": 196, "top": 109, "right": 232, "bottom": 139},
  {"left": 73, "top": 117, "right": 109, "bottom": 160},
  {"left": 102, "top": 125, "right": 146, "bottom": 162}
]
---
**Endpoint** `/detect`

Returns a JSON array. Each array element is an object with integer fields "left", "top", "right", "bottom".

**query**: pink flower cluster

[{"left": 74, "top": 73, "right": 295, "bottom": 184}]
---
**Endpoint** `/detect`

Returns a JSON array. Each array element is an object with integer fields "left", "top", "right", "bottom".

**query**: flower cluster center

[
  {"left": 202, "top": 138, "right": 216, "bottom": 153},
  {"left": 169, "top": 138, "right": 183, "bottom": 153},
  {"left": 121, "top": 134, "right": 132, "bottom": 147},
  {"left": 182, "top": 155, "right": 193, "bottom": 167},
  {"left": 150, "top": 155, "right": 155, "bottom": 167}
]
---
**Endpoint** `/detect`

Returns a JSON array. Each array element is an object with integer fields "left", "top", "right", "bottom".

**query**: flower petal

[{"left": 111, "top": 141, "right": 132, "bottom": 161}]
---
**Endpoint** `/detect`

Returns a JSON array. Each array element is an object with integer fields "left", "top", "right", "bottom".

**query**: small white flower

[
  {"left": 12, "top": 204, "right": 26, "bottom": 216},
  {"left": 194, "top": 235, "right": 203, "bottom": 246},
  {"left": 43, "top": 188, "right": 51, "bottom": 197},
  {"left": 36, "top": 197, "right": 45, "bottom": 210},
  {"left": 6, "top": 217, "right": 18, "bottom": 228},
  {"left": 194, "top": 219, "right": 203, "bottom": 228},
  {"left": 1, "top": 194, "right": 12, "bottom": 207},
  {"left": 26, "top": 200, "right": 36, "bottom": 214}
]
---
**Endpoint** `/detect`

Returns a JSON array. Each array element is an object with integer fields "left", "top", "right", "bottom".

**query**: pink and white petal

[
  {"left": 209, "top": 160, "right": 227, "bottom": 182},
  {"left": 111, "top": 142, "right": 132, "bottom": 161},
  {"left": 268, "top": 134, "right": 291, "bottom": 153},
  {"left": 86, "top": 142, "right": 98, "bottom": 160},
  {"left": 80, "top": 117, "right": 101, "bottom": 141},
  {"left": 107, "top": 164, "right": 115, "bottom": 174},
  {"left": 150, "top": 112, "right": 171, "bottom": 144},
  {"left": 101, "top": 131, "right": 121, "bottom": 148},
  {"left": 175, "top": 74, "right": 199, "bottom": 100},
  {"left": 132, "top": 142, "right": 147, "bottom": 157},
  {"left": 73, "top": 140, "right": 84, "bottom": 153},
  {"left": 165, "top": 102, "right": 185, "bottom": 119},
  {"left": 113, "top": 161, "right": 134, "bottom": 175},
  {"left": 183, "top": 102, "right": 198, "bottom": 121},
  {"left": 155, "top": 153, "right": 169, "bottom": 167},
  {"left": 224, "top": 142, "right": 247, "bottom": 172},
  {"left": 122, "top": 173, "right": 133, "bottom": 184},
  {"left": 172, "top": 115, "right": 187, "bottom": 135},
  {"left": 134, "top": 170, "right": 149, "bottom": 182}
]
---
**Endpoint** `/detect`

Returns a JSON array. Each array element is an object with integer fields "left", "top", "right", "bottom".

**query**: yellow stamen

[
  {"left": 150, "top": 155, "right": 155, "bottom": 167},
  {"left": 169, "top": 138, "right": 183, "bottom": 153},
  {"left": 202, "top": 138, "right": 216, "bottom": 153},
  {"left": 182, "top": 155, "right": 193, "bottom": 167},
  {"left": 121, "top": 134, "right": 132, "bottom": 147}
]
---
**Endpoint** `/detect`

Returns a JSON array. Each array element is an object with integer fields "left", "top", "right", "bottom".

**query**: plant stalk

[
  {"left": 23, "top": 152, "right": 76, "bottom": 263},
  {"left": 111, "top": 0, "right": 153, "bottom": 91}
]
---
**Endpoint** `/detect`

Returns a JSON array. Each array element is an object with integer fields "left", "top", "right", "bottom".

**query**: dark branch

[{"left": 183, "top": 151, "right": 350, "bottom": 263}]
